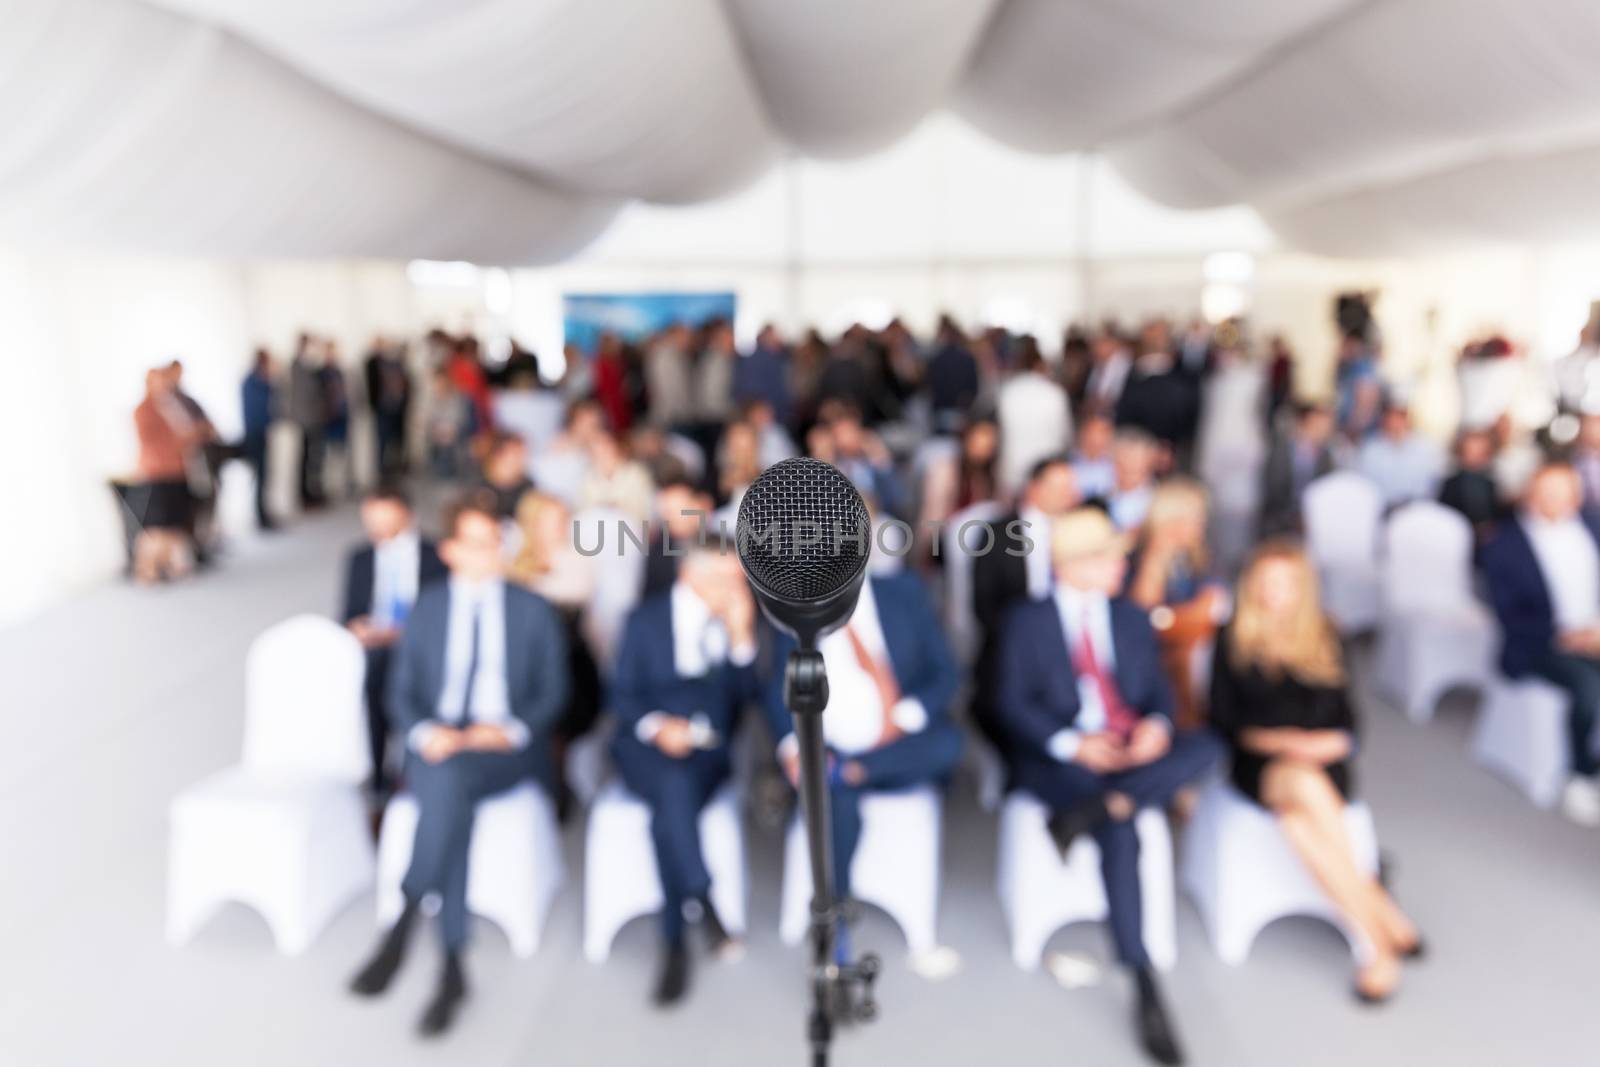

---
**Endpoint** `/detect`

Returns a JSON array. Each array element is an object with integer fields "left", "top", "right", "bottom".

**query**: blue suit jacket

[
  {"left": 995, "top": 593, "right": 1175, "bottom": 756},
  {"left": 1482, "top": 512, "right": 1600, "bottom": 678},
  {"left": 608, "top": 591, "right": 761, "bottom": 751},
  {"left": 388, "top": 582, "right": 569, "bottom": 784},
  {"left": 761, "top": 572, "right": 960, "bottom": 749}
]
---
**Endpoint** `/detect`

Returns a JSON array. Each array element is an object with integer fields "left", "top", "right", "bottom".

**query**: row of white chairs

[
  {"left": 168, "top": 615, "right": 1380, "bottom": 974},
  {"left": 1303, "top": 472, "right": 1573, "bottom": 808}
]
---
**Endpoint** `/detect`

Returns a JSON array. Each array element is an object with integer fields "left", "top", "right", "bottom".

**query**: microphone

[
  {"left": 735, "top": 457, "right": 872, "bottom": 648},
  {"left": 733, "top": 457, "right": 880, "bottom": 1062}
]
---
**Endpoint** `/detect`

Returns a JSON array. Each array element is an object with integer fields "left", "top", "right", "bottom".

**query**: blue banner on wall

[{"left": 562, "top": 291, "right": 737, "bottom": 356}]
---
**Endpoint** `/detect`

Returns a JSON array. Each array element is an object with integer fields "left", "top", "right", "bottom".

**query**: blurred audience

[
  {"left": 1358, "top": 403, "right": 1445, "bottom": 509},
  {"left": 1259, "top": 402, "right": 1336, "bottom": 537}
]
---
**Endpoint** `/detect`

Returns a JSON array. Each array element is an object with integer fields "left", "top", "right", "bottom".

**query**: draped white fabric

[
  {"left": 0, "top": 0, "right": 617, "bottom": 262},
  {"left": 8, "top": 0, "right": 1600, "bottom": 259}
]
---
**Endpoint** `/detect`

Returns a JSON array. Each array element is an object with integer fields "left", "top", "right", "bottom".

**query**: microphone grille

[{"left": 736, "top": 458, "right": 871, "bottom": 602}]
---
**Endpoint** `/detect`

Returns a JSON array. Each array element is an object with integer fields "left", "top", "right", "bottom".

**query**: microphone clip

[{"left": 783, "top": 647, "right": 830, "bottom": 716}]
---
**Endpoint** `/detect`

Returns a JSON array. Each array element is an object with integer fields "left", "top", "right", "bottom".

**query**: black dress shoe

[
  {"left": 652, "top": 939, "right": 691, "bottom": 1007},
  {"left": 418, "top": 954, "right": 467, "bottom": 1037},
  {"left": 349, "top": 902, "right": 416, "bottom": 996},
  {"left": 1132, "top": 966, "right": 1185, "bottom": 1066},
  {"left": 1046, "top": 798, "right": 1108, "bottom": 862}
]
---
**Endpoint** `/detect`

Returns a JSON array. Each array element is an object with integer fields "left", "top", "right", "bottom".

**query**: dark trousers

[
  {"left": 1530, "top": 649, "right": 1600, "bottom": 777},
  {"left": 363, "top": 647, "right": 393, "bottom": 792},
  {"left": 376, "top": 414, "right": 407, "bottom": 478},
  {"left": 298, "top": 426, "right": 325, "bottom": 506},
  {"left": 243, "top": 432, "right": 270, "bottom": 527},
  {"left": 612, "top": 739, "right": 730, "bottom": 942},
  {"left": 1011, "top": 730, "right": 1222, "bottom": 967},
  {"left": 401, "top": 748, "right": 533, "bottom": 950},
  {"left": 828, "top": 721, "right": 964, "bottom": 900}
]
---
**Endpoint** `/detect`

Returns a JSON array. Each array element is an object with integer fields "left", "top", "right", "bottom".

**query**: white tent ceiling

[{"left": 6, "top": 0, "right": 1600, "bottom": 263}]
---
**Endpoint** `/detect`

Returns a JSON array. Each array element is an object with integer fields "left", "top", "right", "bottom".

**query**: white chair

[
  {"left": 996, "top": 793, "right": 1176, "bottom": 972},
  {"left": 1182, "top": 781, "right": 1378, "bottom": 965},
  {"left": 1374, "top": 502, "right": 1495, "bottom": 721},
  {"left": 376, "top": 781, "right": 564, "bottom": 957},
  {"left": 1303, "top": 471, "right": 1384, "bottom": 634},
  {"left": 574, "top": 506, "right": 645, "bottom": 669},
  {"left": 779, "top": 785, "right": 942, "bottom": 956},
  {"left": 942, "top": 500, "right": 1004, "bottom": 667},
  {"left": 167, "top": 615, "right": 373, "bottom": 954},
  {"left": 583, "top": 780, "right": 746, "bottom": 963},
  {"left": 1472, "top": 676, "right": 1570, "bottom": 809}
]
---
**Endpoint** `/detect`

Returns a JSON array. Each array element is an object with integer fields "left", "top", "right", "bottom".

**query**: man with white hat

[{"left": 996, "top": 507, "right": 1222, "bottom": 1066}]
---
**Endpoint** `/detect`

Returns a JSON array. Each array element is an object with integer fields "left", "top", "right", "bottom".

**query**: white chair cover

[
  {"left": 1182, "top": 780, "right": 1378, "bottom": 966},
  {"left": 582, "top": 780, "right": 746, "bottom": 963},
  {"left": 995, "top": 793, "right": 1176, "bottom": 972},
  {"left": 1303, "top": 471, "right": 1384, "bottom": 633},
  {"left": 376, "top": 782, "right": 565, "bottom": 957},
  {"left": 1374, "top": 502, "right": 1494, "bottom": 720},
  {"left": 167, "top": 615, "right": 373, "bottom": 954},
  {"left": 1472, "top": 677, "right": 1570, "bottom": 809},
  {"left": 779, "top": 785, "right": 943, "bottom": 956}
]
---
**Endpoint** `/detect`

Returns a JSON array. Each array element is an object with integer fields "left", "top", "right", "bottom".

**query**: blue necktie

[{"left": 459, "top": 606, "right": 481, "bottom": 725}]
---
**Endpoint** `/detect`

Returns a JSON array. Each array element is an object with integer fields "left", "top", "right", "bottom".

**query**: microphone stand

[{"left": 784, "top": 647, "right": 879, "bottom": 1067}]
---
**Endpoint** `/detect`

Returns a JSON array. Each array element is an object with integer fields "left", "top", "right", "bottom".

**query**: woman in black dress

[{"left": 1210, "top": 542, "right": 1423, "bottom": 1004}]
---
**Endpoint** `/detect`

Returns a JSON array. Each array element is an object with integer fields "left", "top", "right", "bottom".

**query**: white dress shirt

[
  {"left": 1524, "top": 513, "right": 1600, "bottom": 631},
  {"left": 371, "top": 529, "right": 421, "bottom": 627},
  {"left": 635, "top": 583, "right": 756, "bottom": 747},
  {"left": 411, "top": 578, "right": 529, "bottom": 751},
  {"left": 1044, "top": 584, "right": 1167, "bottom": 762},
  {"left": 1019, "top": 506, "right": 1053, "bottom": 599},
  {"left": 776, "top": 580, "right": 928, "bottom": 759},
  {"left": 1109, "top": 483, "right": 1154, "bottom": 531}
]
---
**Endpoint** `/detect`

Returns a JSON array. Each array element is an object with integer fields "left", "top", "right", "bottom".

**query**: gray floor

[{"left": 2, "top": 502, "right": 1596, "bottom": 1067}]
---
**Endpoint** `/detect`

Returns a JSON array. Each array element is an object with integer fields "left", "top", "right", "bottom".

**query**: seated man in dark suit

[
  {"left": 349, "top": 491, "right": 569, "bottom": 1036},
  {"left": 971, "top": 455, "right": 1082, "bottom": 752},
  {"left": 997, "top": 507, "right": 1221, "bottom": 1066},
  {"left": 610, "top": 536, "right": 759, "bottom": 1006},
  {"left": 339, "top": 484, "right": 448, "bottom": 795},
  {"left": 1482, "top": 462, "right": 1600, "bottom": 826},
  {"left": 764, "top": 567, "right": 964, "bottom": 976},
  {"left": 641, "top": 472, "right": 715, "bottom": 598}
]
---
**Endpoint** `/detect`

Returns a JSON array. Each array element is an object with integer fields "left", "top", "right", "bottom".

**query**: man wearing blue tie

[
  {"left": 763, "top": 565, "right": 964, "bottom": 976},
  {"left": 349, "top": 491, "right": 569, "bottom": 1037},
  {"left": 997, "top": 507, "right": 1221, "bottom": 1067},
  {"left": 339, "top": 485, "right": 447, "bottom": 796},
  {"left": 610, "top": 535, "right": 760, "bottom": 1006}
]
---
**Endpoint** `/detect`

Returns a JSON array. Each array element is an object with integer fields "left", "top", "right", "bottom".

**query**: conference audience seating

[
  {"left": 573, "top": 505, "right": 646, "bottom": 669},
  {"left": 167, "top": 615, "right": 373, "bottom": 954},
  {"left": 996, "top": 793, "right": 1176, "bottom": 972},
  {"left": 1472, "top": 678, "right": 1572, "bottom": 809},
  {"left": 779, "top": 785, "right": 945, "bottom": 961},
  {"left": 1181, "top": 780, "right": 1379, "bottom": 966},
  {"left": 941, "top": 500, "right": 1008, "bottom": 812},
  {"left": 1302, "top": 471, "right": 1384, "bottom": 634},
  {"left": 376, "top": 782, "right": 565, "bottom": 958},
  {"left": 583, "top": 780, "right": 747, "bottom": 963},
  {"left": 1373, "top": 501, "right": 1495, "bottom": 722}
]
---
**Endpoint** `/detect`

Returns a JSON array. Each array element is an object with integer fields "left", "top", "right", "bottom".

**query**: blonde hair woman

[
  {"left": 509, "top": 492, "right": 601, "bottom": 812},
  {"left": 1210, "top": 543, "right": 1424, "bottom": 1004},
  {"left": 1128, "top": 478, "right": 1226, "bottom": 728}
]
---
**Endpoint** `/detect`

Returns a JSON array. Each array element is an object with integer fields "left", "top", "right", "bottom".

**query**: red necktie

[
  {"left": 1072, "top": 608, "right": 1138, "bottom": 740},
  {"left": 845, "top": 624, "right": 902, "bottom": 743}
]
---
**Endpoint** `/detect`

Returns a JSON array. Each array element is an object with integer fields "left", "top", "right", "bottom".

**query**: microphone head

[{"left": 735, "top": 457, "right": 871, "bottom": 644}]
